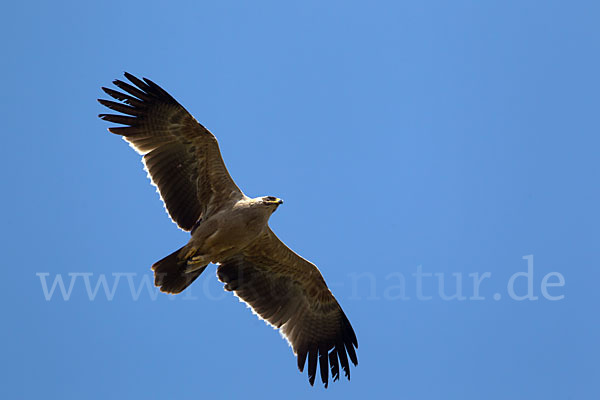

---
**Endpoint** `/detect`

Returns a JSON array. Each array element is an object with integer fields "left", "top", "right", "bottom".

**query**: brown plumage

[{"left": 98, "top": 73, "right": 358, "bottom": 387}]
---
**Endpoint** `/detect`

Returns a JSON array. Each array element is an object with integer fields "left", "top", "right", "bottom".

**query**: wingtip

[
  {"left": 124, "top": 71, "right": 142, "bottom": 85},
  {"left": 297, "top": 349, "right": 308, "bottom": 373}
]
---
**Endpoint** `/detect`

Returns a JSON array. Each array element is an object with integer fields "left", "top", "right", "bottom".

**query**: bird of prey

[{"left": 98, "top": 73, "right": 358, "bottom": 387}]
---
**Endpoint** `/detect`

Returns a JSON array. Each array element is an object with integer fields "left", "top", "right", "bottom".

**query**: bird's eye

[{"left": 265, "top": 196, "right": 276, "bottom": 201}]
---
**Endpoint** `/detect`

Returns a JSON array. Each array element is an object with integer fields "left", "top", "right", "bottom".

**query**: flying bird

[{"left": 98, "top": 73, "right": 358, "bottom": 387}]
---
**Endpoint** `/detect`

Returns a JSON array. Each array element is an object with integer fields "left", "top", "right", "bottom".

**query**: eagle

[{"left": 98, "top": 73, "right": 358, "bottom": 387}]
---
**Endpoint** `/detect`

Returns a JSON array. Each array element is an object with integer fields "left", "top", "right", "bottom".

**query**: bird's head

[{"left": 260, "top": 196, "right": 284, "bottom": 212}]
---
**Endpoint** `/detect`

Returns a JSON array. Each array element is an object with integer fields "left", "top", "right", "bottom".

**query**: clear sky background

[{"left": 1, "top": 1, "right": 598, "bottom": 399}]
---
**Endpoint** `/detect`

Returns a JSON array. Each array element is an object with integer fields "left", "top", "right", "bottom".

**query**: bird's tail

[{"left": 151, "top": 247, "right": 207, "bottom": 294}]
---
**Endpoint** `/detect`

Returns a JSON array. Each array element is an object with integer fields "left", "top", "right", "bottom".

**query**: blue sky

[{"left": 2, "top": 1, "right": 598, "bottom": 398}]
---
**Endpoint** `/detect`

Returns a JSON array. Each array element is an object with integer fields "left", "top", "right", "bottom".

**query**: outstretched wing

[
  {"left": 217, "top": 229, "right": 358, "bottom": 388},
  {"left": 98, "top": 72, "right": 244, "bottom": 231}
]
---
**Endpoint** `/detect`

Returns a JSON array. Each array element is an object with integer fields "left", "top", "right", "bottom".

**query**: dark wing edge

[
  {"left": 216, "top": 230, "right": 358, "bottom": 388},
  {"left": 97, "top": 72, "right": 243, "bottom": 231}
]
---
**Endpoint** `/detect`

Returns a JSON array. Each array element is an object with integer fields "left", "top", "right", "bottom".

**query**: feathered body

[{"left": 98, "top": 73, "right": 358, "bottom": 387}]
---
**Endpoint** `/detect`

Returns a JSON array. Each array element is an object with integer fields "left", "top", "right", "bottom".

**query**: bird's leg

[
  {"left": 182, "top": 246, "right": 198, "bottom": 260},
  {"left": 185, "top": 255, "right": 209, "bottom": 273}
]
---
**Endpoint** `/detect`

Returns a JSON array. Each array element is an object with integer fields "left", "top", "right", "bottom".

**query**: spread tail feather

[{"left": 152, "top": 247, "right": 207, "bottom": 294}]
